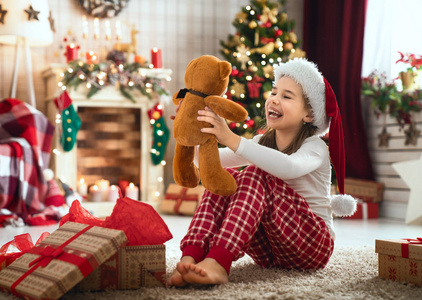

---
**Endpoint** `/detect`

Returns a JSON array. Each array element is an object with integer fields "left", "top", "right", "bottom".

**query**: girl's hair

[{"left": 258, "top": 94, "right": 318, "bottom": 155}]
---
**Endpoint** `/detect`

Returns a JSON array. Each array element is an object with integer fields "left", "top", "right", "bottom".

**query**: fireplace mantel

[{"left": 43, "top": 64, "right": 173, "bottom": 206}]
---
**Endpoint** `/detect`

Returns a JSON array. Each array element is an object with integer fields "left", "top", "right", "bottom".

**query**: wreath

[{"left": 77, "top": 0, "right": 130, "bottom": 18}]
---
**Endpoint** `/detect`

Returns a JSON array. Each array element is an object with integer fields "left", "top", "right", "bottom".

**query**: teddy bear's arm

[{"left": 204, "top": 96, "right": 248, "bottom": 122}]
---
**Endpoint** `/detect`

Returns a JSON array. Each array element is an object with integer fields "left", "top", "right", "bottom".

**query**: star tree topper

[{"left": 392, "top": 154, "right": 422, "bottom": 225}]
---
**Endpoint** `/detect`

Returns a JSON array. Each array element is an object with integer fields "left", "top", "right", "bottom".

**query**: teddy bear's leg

[
  {"left": 173, "top": 143, "right": 200, "bottom": 188},
  {"left": 198, "top": 138, "right": 237, "bottom": 196}
]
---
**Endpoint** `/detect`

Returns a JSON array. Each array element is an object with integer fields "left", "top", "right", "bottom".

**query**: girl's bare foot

[
  {"left": 177, "top": 257, "right": 228, "bottom": 285},
  {"left": 167, "top": 256, "right": 196, "bottom": 287}
]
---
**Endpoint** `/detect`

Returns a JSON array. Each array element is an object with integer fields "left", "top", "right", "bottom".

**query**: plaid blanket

[{"left": 0, "top": 98, "right": 55, "bottom": 219}]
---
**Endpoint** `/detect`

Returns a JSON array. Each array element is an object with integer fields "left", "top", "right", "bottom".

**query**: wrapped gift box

[
  {"left": 74, "top": 244, "right": 165, "bottom": 291},
  {"left": 375, "top": 238, "right": 422, "bottom": 286},
  {"left": 160, "top": 183, "right": 205, "bottom": 215},
  {"left": 0, "top": 222, "right": 128, "bottom": 299},
  {"left": 343, "top": 201, "right": 378, "bottom": 219},
  {"left": 344, "top": 178, "right": 384, "bottom": 203}
]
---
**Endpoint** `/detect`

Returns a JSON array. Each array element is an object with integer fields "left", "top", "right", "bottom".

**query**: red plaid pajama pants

[{"left": 180, "top": 165, "right": 334, "bottom": 274}]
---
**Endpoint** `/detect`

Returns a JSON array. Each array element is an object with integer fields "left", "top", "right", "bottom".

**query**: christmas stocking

[
  {"left": 54, "top": 91, "right": 81, "bottom": 151},
  {"left": 148, "top": 103, "right": 170, "bottom": 165}
]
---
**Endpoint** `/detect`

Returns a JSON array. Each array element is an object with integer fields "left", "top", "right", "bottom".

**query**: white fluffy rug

[{"left": 2, "top": 245, "right": 422, "bottom": 299}]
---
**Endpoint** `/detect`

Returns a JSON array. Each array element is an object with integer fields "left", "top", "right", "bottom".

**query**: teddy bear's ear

[{"left": 219, "top": 61, "right": 232, "bottom": 80}]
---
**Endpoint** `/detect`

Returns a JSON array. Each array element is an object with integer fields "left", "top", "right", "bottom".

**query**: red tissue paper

[
  {"left": 60, "top": 196, "right": 173, "bottom": 246},
  {"left": 0, "top": 232, "right": 50, "bottom": 270}
]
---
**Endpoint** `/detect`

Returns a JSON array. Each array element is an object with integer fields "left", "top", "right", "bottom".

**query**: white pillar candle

[
  {"left": 95, "top": 179, "right": 110, "bottom": 201},
  {"left": 89, "top": 185, "right": 102, "bottom": 202},
  {"left": 125, "top": 182, "right": 139, "bottom": 200},
  {"left": 108, "top": 185, "right": 120, "bottom": 202},
  {"left": 77, "top": 178, "right": 88, "bottom": 196}
]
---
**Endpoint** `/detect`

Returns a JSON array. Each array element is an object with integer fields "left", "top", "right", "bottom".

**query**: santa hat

[{"left": 274, "top": 58, "right": 356, "bottom": 217}]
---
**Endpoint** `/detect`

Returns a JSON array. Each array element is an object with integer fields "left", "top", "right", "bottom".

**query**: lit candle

[
  {"left": 94, "top": 18, "right": 100, "bottom": 40},
  {"left": 82, "top": 15, "right": 88, "bottom": 39},
  {"left": 125, "top": 182, "right": 139, "bottom": 200},
  {"left": 108, "top": 185, "right": 120, "bottom": 202},
  {"left": 105, "top": 20, "right": 111, "bottom": 40},
  {"left": 77, "top": 178, "right": 88, "bottom": 196},
  {"left": 115, "top": 20, "right": 122, "bottom": 40},
  {"left": 95, "top": 179, "right": 110, "bottom": 201},
  {"left": 65, "top": 43, "right": 78, "bottom": 63},
  {"left": 89, "top": 185, "right": 102, "bottom": 202},
  {"left": 151, "top": 48, "right": 162, "bottom": 68}
]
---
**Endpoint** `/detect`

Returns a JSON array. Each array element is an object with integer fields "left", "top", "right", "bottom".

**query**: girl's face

[{"left": 265, "top": 76, "right": 313, "bottom": 134}]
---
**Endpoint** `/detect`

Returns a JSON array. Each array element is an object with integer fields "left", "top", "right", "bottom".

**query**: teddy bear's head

[{"left": 184, "top": 55, "right": 231, "bottom": 97}]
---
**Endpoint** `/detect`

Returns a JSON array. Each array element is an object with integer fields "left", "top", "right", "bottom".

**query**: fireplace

[{"left": 43, "top": 65, "right": 172, "bottom": 205}]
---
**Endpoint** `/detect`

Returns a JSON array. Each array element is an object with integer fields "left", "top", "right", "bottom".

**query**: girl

[{"left": 167, "top": 58, "right": 355, "bottom": 287}]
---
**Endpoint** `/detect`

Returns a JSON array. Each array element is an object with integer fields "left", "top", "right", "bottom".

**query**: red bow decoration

[
  {"left": 401, "top": 237, "right": 422, "bottom": 259},
  {"left": 0, "top": 232, "right": 50, "bottom": 270},
  {"left": 28, "top": 246, "right": 63, "bottom": 268}
]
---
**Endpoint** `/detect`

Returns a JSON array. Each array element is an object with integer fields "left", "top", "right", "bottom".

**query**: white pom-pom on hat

[{"left": 331, "top": 194, "right": 357, "bottom": 217}]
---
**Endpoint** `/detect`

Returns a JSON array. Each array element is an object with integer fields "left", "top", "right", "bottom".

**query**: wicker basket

[{"left": 344, "top": 178, "right": 384, "bottom": 203}]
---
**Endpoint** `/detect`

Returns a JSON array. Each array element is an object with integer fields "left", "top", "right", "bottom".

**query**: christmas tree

[{"left": 220, "top": 0, "right": 306, "bottom": 138}]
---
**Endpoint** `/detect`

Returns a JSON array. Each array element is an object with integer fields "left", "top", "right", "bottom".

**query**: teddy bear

[{"left": 172, "top": 55, "right": 248, "bottom": 196}]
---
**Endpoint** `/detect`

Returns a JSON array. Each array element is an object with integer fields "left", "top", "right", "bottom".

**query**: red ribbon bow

[
  {"left": 28, "top": 245, "right": 64, "bottom": 268},
  {"left": 401, "top": 237, "right": 422, "bottom": 258}
]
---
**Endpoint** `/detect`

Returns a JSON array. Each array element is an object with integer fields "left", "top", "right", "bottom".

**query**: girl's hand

[
  {"left": 170, "top": 100, "right": 183, "bottom": 120},
  {"left": 198, "top": 107, "right": 241, "bottom": 152}
]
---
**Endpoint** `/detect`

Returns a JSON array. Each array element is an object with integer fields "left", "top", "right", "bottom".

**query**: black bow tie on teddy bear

[{"left": 176, "top": 88, "right": 209, "bottom": 99}]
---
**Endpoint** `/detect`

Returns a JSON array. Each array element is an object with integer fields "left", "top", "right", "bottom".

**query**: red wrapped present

[
  {"left": 160, "top": 183, "right": 205, "bottom": 215},
  {"left": 65, "top": 196, "right": 171, "bottom": 291},
  {"left": 376, "top": 238, "right": 422, "bottom": 286},
  {"left": 343, "top": 201, "right": 378, "bottom": 219},
  {"left": 0, "top": 222, "right": 128, "bottom": 299}
]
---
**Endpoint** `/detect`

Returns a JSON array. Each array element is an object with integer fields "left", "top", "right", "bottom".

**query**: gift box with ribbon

[
  {"left": 342, "top": 201, "right": 378, "bottom": 219},
  {"left": 160, "top": 183, "right": 205, "bottom": 215},
  {"left": 375, "top": 238, "right": 422, "bottom": 286},
  {"left": 0, "top": 222, "right": 128, "bottom": 299}
]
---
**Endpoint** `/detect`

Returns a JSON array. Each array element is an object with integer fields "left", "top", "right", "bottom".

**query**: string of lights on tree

[{"left": 220, "top": 0, "right": 306, "bottom": 138}]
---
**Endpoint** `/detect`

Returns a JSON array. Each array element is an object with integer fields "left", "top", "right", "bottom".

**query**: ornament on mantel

[
  {"left": 77, "top": 0, "right": 130, "bottom": 18},
  {"left": 24, "top": 5, "right": 40, "bottom": 21},
  {"left": 148, "top": 103, "right": 170, "bottom": 165},
  {"left": 0, "top": 5, "right": 7, "bottom": 24}
]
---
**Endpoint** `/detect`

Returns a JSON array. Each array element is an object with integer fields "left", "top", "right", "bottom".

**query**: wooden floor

[{"left": 1, "top": 215, "right": 421, "bottom": 249}]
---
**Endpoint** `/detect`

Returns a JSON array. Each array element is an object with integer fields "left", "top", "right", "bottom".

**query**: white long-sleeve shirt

[{"left": 198, "top": 134, "right": 335, "bottom": 239}]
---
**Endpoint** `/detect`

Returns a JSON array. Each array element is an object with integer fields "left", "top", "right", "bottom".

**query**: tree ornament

[
  {"left": 249, "top": 20, "right": 258, "bottom": 29},
  {"left": 288, "top": 48, "right": 307, "bottom": 60},
  {"left": 259, "top": 6, "right": 278, "bottom": 24},
  {"left": 148, "top": 103, "right": 169, "bottom": 165},
  {"left": 0, "top": 5, "right": 7, "bottom": 24},
  {"left": 288, "top": 32, "right": 298, "bottom": 43},
  {"left": 24, "top": 5, "right": 40, "bottom": 21},
  {"left": 274, "top": 29, "right": 283, "bottom": 38},
  {"left": 235, "top": 11, "right": 248, "bottom": 23},
  {"left": 279, "top": 12, "right": 288, "bottom": 24},
  {"left": 250, "top": 42, "right": 275, "bottom": 55},
  {"left": 247, "top": 76, "right": 264, "bottom": 98},
  {"left": 262, "top": 64, "right": 274, "bottom": 79},
  {"left": 54, "top": 91, "right": 81, "bottom": 152},
  {"left": 230, "top": 80, "right": 246, "bottom": 97},
  {"left": 235, "top": 44, "right": 251, "bottom": 70},
  {"left": 284, "top": 42, "right": 293, "bottom": 51}
]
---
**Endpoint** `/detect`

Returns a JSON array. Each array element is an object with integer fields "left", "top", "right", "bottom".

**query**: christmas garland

[{"left": 60, "top": 60, "right": 169, "bottom": 103}]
